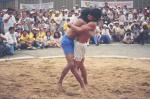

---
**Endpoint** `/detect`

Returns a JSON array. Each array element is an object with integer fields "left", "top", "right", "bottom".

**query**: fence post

[{"left": 15, "top": 0, "right": 19, "bottom": 10}]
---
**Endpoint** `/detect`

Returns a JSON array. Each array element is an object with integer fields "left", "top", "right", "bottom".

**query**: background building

[{"left": 0, "top": 0, "right": 150, "bottom": 10}]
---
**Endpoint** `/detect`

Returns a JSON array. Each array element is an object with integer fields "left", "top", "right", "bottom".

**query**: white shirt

[
  {"left": 128, "top": 13, "right": 133, "bottom": 22},
  {"left": 102, "top": 28, "right": 110, "bottom": 35},
  {"left": 138, "top": 13, "right": 145, "bottom": 22},
  {"left": 5, "top": 32, "right": 17, "bottom": 44},
  {"left": 3, "top": 14, "right": 16, "bottom": 33},
  {"left": 119, "top": 14, "right": 126, "bottom": 23},
  {"left": 43, "top": 16, "right": 48, "bottom": 22},
  {"left": 70, "top": 15, "right": 78, "bottom": 23},
  {"left": 102, "top": 28, "right": 111, "bottom": 39},
  {"left": 123, "top": 33, "right": 134, "bottom": 41},
  {"left": 54, "top": 16, "right": 62, "bottom": 25}
]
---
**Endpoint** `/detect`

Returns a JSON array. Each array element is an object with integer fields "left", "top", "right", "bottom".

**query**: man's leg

[
  {"left": 0, "top": 44, "right": 7, "bottom": 57},
  {"left": 94, "top": 35, "right": 98, "bottom": 45},
  {"left": 5, "top": 44, "right": 14, "bottom": 55},
  {"left": 58, "top": 54, "right": 73, "bottom": 84},
  {"left": 74, "top": 60, "right": 83, "bottom": 80},
  {"left": 79, "top": 59, "right": 88, "bottom": 85},
  {"left": 70, "top": 61, "right": 85, "bottom": 89},
  {"left": 58, "top": 54, "right": 73, "bottom": 92},
  {"left": 58, "top": 54, "right": 85, "bottom": 91}
]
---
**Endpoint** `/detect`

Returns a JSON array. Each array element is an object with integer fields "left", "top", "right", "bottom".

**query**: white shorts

[{"left": 74, "top": 41, "right": 87, "bottom": 61}]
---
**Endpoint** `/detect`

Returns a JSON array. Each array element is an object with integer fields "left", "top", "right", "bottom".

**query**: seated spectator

[
  {"left": 50, "top": 19, "right": 57, "bottom": 36},
  {"left": 0, "top": 12, "right": 4, "bottom": 34},
  {"left": 131, "top": 20, "right": 141, "bottom": 38},
  {"left": 18, "top": 30, "right": 33, "bottom": 49},
  {"left": 53, "top": 31, "right": 62, "bottom": 47},
  {"left": 112, "top": 21, "right": 120, "bottom": 41},
  {"left": 100, "top": 24, "right": 111, "bottom": 44},
  {"left": 147, "top": 19, "right": 150, "bottom": 30},
  {"left": 35, "top": 28, "right": 46, "bottom": 48},
  {"left": 123, "top": 29, "right": 134, "bottom": 44},
  {"left": 135, "top": 25, "right": 149, "bottom": 45},
  {"left": 128, "top": 11, "right": 133, "bottom": 22},
  {"left": 119, "top": 11, "right": 127, "bottom": 23},
  {"left": 108, "top": 23, "right": 114, "bottom": 35},
  {"left": 44, "top": 31, "right": 55, "bottom": 47},
  {"left": 115, "top": 22, "right": 126, "bottom": 41},
  {"left": 15, "top": 28, "right": 23, "bottom": 43},
  {"left": 4, "top": 27, "right": 17, "bottom": 55},
  {"left": 94, "top": 26, "right": 101, "bottom": 45},
  {"left": 103, "top": 14, "right": 111, "bottom": 26},
  {"left": 28, "top": 31, "right": 36, "bottom": 48},
  {"left": 124, "top": 22, "right": 130, "bottom": 31},
  {"left": 0, "top": 33, "right": 8, "bottom": 57}
]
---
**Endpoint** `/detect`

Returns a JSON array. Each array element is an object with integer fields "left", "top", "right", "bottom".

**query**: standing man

[{"left": 3, "top": 9, "right": 16, "bottom": 33}]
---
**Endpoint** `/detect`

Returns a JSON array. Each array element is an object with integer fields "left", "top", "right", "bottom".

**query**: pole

[
  {"left": 73, "top": 0, "right": 76, "bottom": 8},
  {"left": 15, "top": 0, "right": 19, "bottom": 10},
  {"left": 39, "top": 0, "right": 42, "bottom": 9}
]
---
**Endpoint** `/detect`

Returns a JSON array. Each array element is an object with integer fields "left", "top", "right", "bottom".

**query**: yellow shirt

[
  {"left": 36, "top": 32, "right": 46, "bottom": 42},
  {"left": 51, "top": 14, "right": 55, "bottom": 20},
  {"left": 147, "top": 24, "right": 150, "bottom": 30},
  {"left": 63, "top": 22, "right": 69, "bottom": 31},
  {"left": 19, "top": 34, "right": 29, "bottom": 43},
  {"left": 28, "top": 32, "right": 35, "bottom": 41}
]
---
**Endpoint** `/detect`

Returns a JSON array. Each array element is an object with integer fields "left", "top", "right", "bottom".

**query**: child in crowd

[
  {"left": 123, "top": 29, "right": 134, "bottom": 44},
  {"left": 94, "top": 26, "right": 101, "bottom": 45},
  {"left": 53, "top": 31, "right": 62, "bottom": 47},
  {"left": 100, "top": 24, "right": 111, "bottom": 44},
  {"left": 44, "top": 31, "right": 55, "bottom": 47}
]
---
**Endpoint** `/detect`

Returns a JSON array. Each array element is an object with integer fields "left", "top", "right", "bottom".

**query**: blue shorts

[{"left": 61, "top": 35, "right": 74, "bottom": 55}]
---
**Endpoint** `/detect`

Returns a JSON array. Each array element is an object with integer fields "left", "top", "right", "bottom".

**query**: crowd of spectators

[
  {"left": 93, "top": 3, "right": 150, "bottom": 45},
  {"left": 0, "top": 2, "right": 150, "bottom": 57}
]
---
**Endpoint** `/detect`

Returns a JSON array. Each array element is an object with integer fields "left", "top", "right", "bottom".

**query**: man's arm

[
  {"left": 89, "top": 30, "right": 96, "bottom": 36},
  {"left": 0, "top": 34, "right": 6, "bottom": 40},
  {"left": 68, "top": 22, "right": 96, "bottom": 33},
  {"left": 68, "top": 23, "right": 83, "bottom": 32},
  {"left": 3, "top": 14, "right": 12, "bottom": 23},
  {"left": 67, "top": 18, "right": 86, "bottom": 33}
]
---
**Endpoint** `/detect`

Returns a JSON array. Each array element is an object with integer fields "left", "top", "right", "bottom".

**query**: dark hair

[
  {"left": 9, "top": 27, "right": 15, "bottom": 31},
  {"left": 54, "top": 31, "right": 61, "bottom": 38},
  {"left": 126, "top": 29, "right": 131, "bottom": 32},
  {"left": 46, "top": 31, "right": 51, "bottom": 36},
  {"left": 79, "top": 8, "right": 91, "bottom": 22},
  {"left": 89, "top": 8, "right": 102, "bottom": 22},
  {"left": 23, "top": 30, "right": 29, "bottom": 33},
  {"left": 143, "top": 25, "right": 148, "bottom": 30},
  {"left": 67, "top": 18, "right": 70, "bottom": 22},
  {"left": 7, "top": 8, "right": 14, "bottom": 12}
]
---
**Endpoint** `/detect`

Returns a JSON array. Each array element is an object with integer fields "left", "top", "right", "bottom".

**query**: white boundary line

[
  {"left": 88, "top": 56, "right": 150, "bottom": 60},
  {"left": 0, "top": 56, "right": 35, "bottom": 61},
  {"left": 0, "top": 55, "right": 150, "bottom": 62}
]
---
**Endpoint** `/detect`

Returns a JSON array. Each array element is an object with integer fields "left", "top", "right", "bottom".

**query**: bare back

[{"left": 66, "top": 19, "right": 87, "bottom": 38}]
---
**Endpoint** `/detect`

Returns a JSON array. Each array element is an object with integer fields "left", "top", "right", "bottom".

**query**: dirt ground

[{"left": 0, "top": 58, "right": 150, "bottom": 99}]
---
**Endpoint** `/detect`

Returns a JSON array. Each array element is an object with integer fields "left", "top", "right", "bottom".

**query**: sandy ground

[{"left": 0, "top": 58, "right": 150, "bottom": 99}]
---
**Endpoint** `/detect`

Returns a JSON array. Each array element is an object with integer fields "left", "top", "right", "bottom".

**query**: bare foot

[
  {"left": 57, "top": 83, "right": 65, "bottom": 92},
  {"left": 78, "top": 88, "right": 87, "bottom": 94},
  {"left": 85, "top": 84, "right": 89, "bottom": 89}
]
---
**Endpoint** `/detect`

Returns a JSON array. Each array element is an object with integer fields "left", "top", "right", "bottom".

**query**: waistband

[
  {"left": 64, "top": 34, "right": 74, "bottom": 40},
  {"left": 74, "top": 41, "right": 87, "bottom": 46}
]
